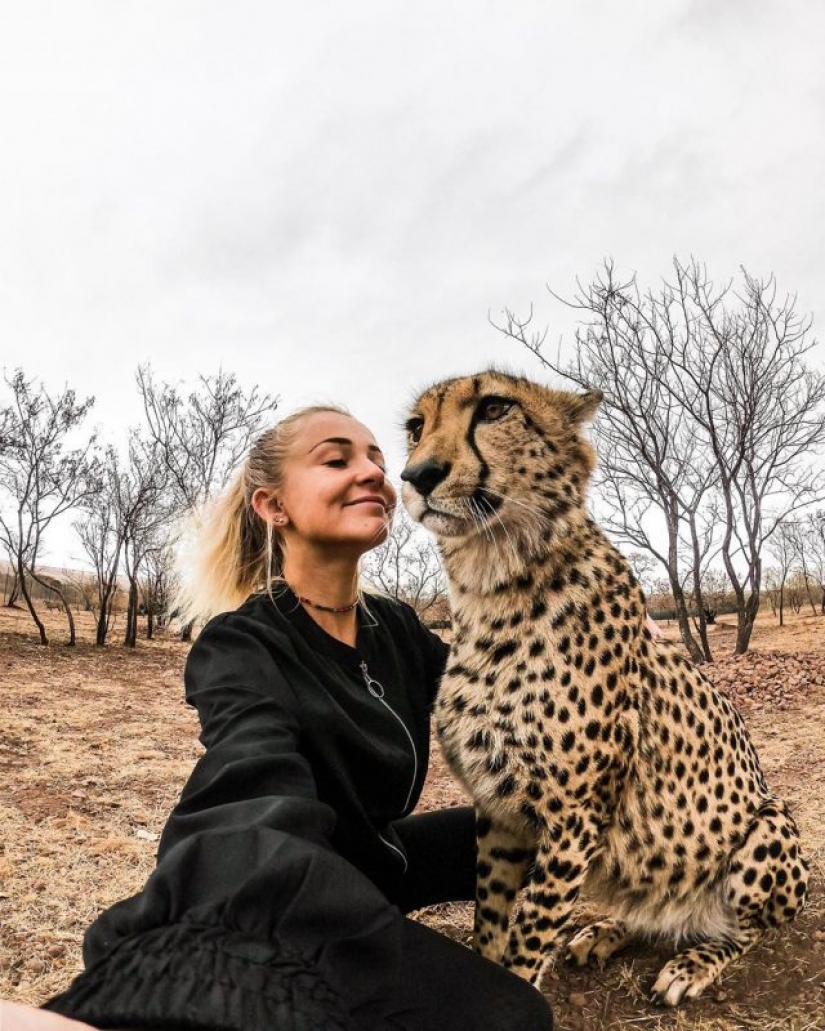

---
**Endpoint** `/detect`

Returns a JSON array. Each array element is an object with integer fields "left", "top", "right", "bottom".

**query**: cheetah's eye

[
  {"left": 477, "top": 396, "right": 514, "bottom": 423},
  {"left": 406, "top": 417, "right": 424, "bottom": 445}
]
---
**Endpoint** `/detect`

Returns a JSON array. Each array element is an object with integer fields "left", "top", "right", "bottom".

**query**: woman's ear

[{"left": 251, "top": 489, "right": 288, "bottom": 526}]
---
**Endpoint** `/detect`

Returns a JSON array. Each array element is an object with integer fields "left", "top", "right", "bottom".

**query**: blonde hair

[{"left": 175, "top": 404, "right": 352, "bottom": 625}]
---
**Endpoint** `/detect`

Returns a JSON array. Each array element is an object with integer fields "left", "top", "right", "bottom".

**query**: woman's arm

[{"left": 43, "top": 613, "right": 403, "bottom": 1029}]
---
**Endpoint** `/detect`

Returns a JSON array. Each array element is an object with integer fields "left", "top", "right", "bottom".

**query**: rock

[
  {"left": 703, "top": 650, "right": 825, "bottom": 712},
  {"left": 568, "top": 992, "right": 588, "bottom": 1007}
]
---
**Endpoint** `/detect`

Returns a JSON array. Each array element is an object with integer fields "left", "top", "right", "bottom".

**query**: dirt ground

[{"left": 1, "top": 604, "right": 824, "bottom": 1030}]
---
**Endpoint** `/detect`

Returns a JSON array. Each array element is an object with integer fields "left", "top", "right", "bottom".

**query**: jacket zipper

[
  {"left": 360, "top": 659, "right": 419, "bottom": 820},
  {"left": 377, "top": 831, "right": 409, "bottom": 873}
]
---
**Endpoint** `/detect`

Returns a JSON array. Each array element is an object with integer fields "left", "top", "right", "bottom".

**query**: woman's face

[{"left": 274, "top": 411, "right": 396, "bottom": 555}]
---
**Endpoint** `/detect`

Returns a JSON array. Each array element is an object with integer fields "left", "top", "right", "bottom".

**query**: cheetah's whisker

[
  {"left": 466, "top": 498, "right": 496, "bottom": 553},
  {"left": 489, "top": 506, "right": 522, "bottom": 569},
  {"left": 478, "top": 486, "right": 545, "bottom": 524}
]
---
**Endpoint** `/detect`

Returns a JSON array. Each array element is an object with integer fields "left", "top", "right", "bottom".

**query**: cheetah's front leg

[
  {"left": 473, "top": 812, "right": 535, "bottom": 963},
  {"left": 503, "top": 815, "right": 597, "bottom": 985},
  {"left": 651, "top": 922, "right": 764, "bottom": 1006},
  {"left": 652, "top": 797, "right": 809, "bottom": 1005}
]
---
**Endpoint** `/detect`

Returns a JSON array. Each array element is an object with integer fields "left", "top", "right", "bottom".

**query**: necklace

[{"left": 292, "top": 589, "right": 358, "bottom": 614}]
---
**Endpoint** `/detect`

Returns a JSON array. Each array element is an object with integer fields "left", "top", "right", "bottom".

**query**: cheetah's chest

[
  {"left": 434, "top": 673, "right": 523, "bottom": 814},
  {"left": 434, "top": 620, "right": 628, "bottom": 820}
]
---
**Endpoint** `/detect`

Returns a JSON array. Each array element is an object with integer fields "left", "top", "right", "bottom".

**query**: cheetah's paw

[
  {"left": 651, "top": 958, "right": 717, "bottom": 1007},
  {"left": 567, "top": 920, "right": 629, "bottom": 967}
]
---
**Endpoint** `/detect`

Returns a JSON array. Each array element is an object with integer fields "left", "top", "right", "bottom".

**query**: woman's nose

[{"left": 355, "top": 457, "right": 385, "bottom": 483}]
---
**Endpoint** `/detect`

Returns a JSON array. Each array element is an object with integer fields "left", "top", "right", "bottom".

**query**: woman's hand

[{"left": 0, "top": 1001, "right": 103, "bottom": 1031}]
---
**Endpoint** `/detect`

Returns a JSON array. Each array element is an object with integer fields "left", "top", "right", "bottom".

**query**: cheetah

[{"left": 400, "top": 369, "right": 808, "bottom": 1005}]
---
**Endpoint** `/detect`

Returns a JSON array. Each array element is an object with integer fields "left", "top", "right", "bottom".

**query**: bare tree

[
  {"left": 119, "top": 433, "right": 171, "bottom": 647},
  {"left": 1, "top": 402, "right": 21, "bottom": 608},
  {"left": 786, "top": 570, "right": 806, "bottom": 615},
  {"left": 136, "top": 365, "right": 279, "bottom": 639},
  {"left": 136, "top": 365, "right": 279, "bottom": 510},
  {"left": 2, "top": 563, "right": 17, "bottom": 605},
  {"left": 801, "top": 509, "right": 825, "bottom": 615},
  {"left": 0, "top": 370, "right": 99, "bottom": 644},
  {"left": 495, "top": 258, "right": 825, "bottom": 656},
  {"left": 627, "top": 551, "right": 657, "bottom": 597},
  {"left": 0, "top": 403, "right": 12, "bottom": 448},
  {"left": 61, "top": 565, "right": 99, "bottom": 615},
  {"left": 765, "top": 521, "right": 798, "bottom": 626},
  {"left": 74, "top": 446, "right": 129, "bottom": 645},
  {"left": 2, "top": 556, "right": 20, "bottom": 606},
  {"left": 141, "top": 538, "right": 179, "bottom": 639},
  {"left": 763, "top": 568, "right": 780, "bottom": 618},
  {"left": 785, "top": 513, "right": 823, "bottom": 616},
  {"left": 361, "top": 508, "right": 448, "bottom": 619}
]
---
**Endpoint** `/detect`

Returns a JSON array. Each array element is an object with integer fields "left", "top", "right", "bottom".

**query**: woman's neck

[{"left": 282, "top": 550, "right": 360, "bottom": 647}]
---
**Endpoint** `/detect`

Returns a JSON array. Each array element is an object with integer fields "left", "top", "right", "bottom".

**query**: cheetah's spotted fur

[{"left": 401, "top": 370, "right": 808, "bottom": 1005}]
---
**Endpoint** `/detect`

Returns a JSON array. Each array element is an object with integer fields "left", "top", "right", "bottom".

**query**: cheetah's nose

[{"left": 400, "top": 459, "right": 452, "bottom": 496}]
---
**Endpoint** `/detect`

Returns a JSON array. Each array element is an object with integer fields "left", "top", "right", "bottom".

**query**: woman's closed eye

[{"left": 325, "top": 457, "right": 388, "bottom": 475}]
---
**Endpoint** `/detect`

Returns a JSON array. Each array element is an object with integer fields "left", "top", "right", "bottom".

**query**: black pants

[{"left": 377, "top": 806, "right": 553, "bottom": 1031}]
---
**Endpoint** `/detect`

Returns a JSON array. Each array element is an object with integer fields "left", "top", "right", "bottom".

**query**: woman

[{"left": 42, "top": 406, "right": 553, "bottom": 1031}]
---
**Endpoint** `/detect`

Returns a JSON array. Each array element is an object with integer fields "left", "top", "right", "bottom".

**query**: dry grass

[{"left": 1, "top": 603, "right": 824, "bottom": 1029}]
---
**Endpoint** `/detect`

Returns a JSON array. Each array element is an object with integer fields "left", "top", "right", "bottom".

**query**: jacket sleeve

[{"left": 64, "top": 612, "right": 403, "bottom": 1025}]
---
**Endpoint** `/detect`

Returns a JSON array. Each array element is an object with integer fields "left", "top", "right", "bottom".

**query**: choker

[{"left": 292, "top": 589, "right": 358, "bottom": 614}]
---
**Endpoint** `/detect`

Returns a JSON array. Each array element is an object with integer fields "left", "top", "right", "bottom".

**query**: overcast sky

[{"left": 1, "top": 1, "right": 823, "bottom": 567}]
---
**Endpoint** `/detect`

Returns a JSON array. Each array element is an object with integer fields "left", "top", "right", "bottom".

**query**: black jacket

[{"left": 43, "top": 588, "right": 449, "bottom": 1031}]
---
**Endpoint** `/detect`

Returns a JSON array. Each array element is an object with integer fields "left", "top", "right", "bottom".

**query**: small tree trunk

[
  {"left": 95, "top": 579, "right": 118, "bottom": 646},
  {"left": 56, "top": 588, "right": 76, "bottom": 646},
  {"left": 124, "top": 578, "right": 139, "bottom": 647},
  {"left": 671, "top": 579, "right": 705, "bottom": 663},
  {"left": 665, "top": 507, "right": 705, "bottom": 663},
  {"left": 695, "top": 598, "right": 713, "bottom": 661},
  {"left": 4, "top": 568, "right": 21, "bottom": 607},
  {"left": 734, "top": 591, "right": 760, "bottom": 654},
  {"left": 778, "top": 586, "right": 785, "bottom": 627},
  {"left": 95, "top": 606, "right": 108, "bottom": 646},
  {"left": 688, "top": 513, "right": 713, "bottom": 661},
  {"left": 147, "top": 608, "right": 154, "bottom": 640},
  {"left": 804, "top": 578, "right": 818, "bottom": 617},
  {"left": 18, "top": 561, "right": 48, "bottom": 645}
]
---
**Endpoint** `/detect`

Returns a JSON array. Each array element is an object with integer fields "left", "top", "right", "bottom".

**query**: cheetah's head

[{"left": 400, "top": 369, "right": 602, "bottom": 541}]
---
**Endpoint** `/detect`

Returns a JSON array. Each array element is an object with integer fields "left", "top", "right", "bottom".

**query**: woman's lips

[{"left": 347, "top": 497, "right": 387, "bottom": 510}]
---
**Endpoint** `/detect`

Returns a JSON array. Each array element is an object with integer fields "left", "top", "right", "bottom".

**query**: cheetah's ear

[{"left": 558, "top": 389, "right": 604, "bottom": 424}]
